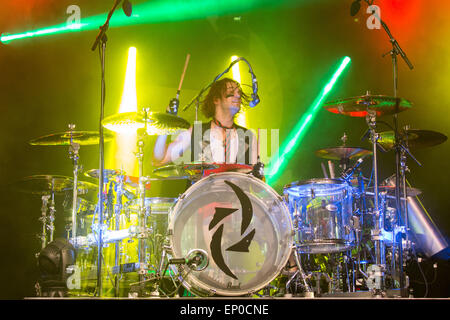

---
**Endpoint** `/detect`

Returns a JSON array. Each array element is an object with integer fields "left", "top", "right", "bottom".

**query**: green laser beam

[
  {"left": 1, "top": 0, "right": 306, "bottom": 43},
  {"left": 266, "top": 56, "right": 351, "bottom": 187}
]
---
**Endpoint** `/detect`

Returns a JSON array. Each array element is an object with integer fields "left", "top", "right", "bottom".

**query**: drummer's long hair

[{"left": 201, "top": 78, "right": 250, "bottom": 119}]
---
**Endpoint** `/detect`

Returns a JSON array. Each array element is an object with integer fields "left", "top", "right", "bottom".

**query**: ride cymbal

[{"left": 323, "top": 93, "right": 412, "bottom": 117}]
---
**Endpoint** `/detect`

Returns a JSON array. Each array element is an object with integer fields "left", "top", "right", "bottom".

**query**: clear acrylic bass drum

[{"left": 167, "top": 172, "right": 293, "bottom": 296}]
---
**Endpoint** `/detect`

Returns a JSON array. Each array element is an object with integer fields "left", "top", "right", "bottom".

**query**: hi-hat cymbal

[
  {"left": 315, "top": 146, "right": 373, "bottom": 160},
  {"left": 323, "top": 94, "right": 412, "bottom": 117},
  {"left": 29, "top": 131, "right": 114, "bottom": 146},
  {"left": 84, "top": 169, "right": 124, "bottom": 180},
  {"left": 102, "top": 111, "right": 190, "bottom": 135},
  {"left": 378, "top": 129, "right": 448, "bottom": 150},
  {"left": 13, "top": 175, "right": 98, "bottom": 195}
]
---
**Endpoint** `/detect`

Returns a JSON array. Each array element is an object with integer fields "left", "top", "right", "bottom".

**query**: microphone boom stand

[
  {"left": 364, "top": 0, "right": 414, "bottom": 297},
  {"left": 90, "top": 0, "right": 122, "bottom": 297}
]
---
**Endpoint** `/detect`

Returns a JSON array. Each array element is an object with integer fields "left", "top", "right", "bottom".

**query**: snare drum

[
  {"left": 167, "top": 172, "right": 293, "bottom": 296},
  {"left": 284, "top": 178, "right": 355, "bottom": 254}
]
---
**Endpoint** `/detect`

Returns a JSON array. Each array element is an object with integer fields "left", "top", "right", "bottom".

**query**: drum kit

[{"left": 13, "top": 88, "right": 447, "bottom": 298}]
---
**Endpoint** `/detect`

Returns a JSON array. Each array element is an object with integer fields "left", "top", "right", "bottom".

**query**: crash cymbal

[
  {"left": 102, "top": 111, "right": 190, "bottom": 135},
  {"left": 315, "top": 146, "right": 373, "bottom": 160},
  {"left": 13, "top": 175, "right": 98, "bottom": 195},
  {"left": 323, "top": 93, "right": 412, "bottom": 117},
  {"left": 29, "top": 131, "right": 114, "bottom": 146},
  {"left": 153, "top": 163, "right": 220, "bottom": 179},
  {"left": 378, "top": 129, "right": 448, "bottom": 150},
  {"left": 366, "top": 185, "right": 422, "bottom": 197}
]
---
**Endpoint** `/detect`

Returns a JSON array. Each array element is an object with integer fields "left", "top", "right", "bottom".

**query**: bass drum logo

[{"left": 208, "top": 180, "right": 256, "bottom": 280}]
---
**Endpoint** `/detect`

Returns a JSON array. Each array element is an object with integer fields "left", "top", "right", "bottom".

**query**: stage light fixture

[{"left": 37, "top": 238, "right": 76, "bottom": 297}]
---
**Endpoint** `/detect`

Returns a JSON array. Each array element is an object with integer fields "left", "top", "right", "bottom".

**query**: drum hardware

[
  {"left": 364, "top": 110, "right": 388, "bottom": 290},
  {"left": 12, "top": 174, "right": 97, "bottom": 251},
  {"left": 67, "top": 124, "right": 82, "bottom": 248},
  {"left": 113, "top": 172, "right": 126, "bottom": 296},
  {"left": 86, "top": 168, "right": 131, "bottom": 297},
  {"left": 135, "top": 119, "right": 150, "bottom": 294},
  {"left": 378, "top": 10, "right": 413, "bottom": 297},
  {"left": 290, "top": 249, "right": 315, "bottom": 297},
  {"left": 38, "top": 194, "right": 54, "bottom": 251}
]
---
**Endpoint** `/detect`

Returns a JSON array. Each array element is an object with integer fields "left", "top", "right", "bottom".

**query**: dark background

[{"left": 0, "top": 0, "right": 449, "bottom": 298}]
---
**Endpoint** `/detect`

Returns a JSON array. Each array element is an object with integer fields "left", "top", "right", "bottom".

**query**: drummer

[{"left": 153, "top": 78, "right": 259, "bottom": 171}]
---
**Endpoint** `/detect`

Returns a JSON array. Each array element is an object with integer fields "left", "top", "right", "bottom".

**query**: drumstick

[
  {"left": 328, "top": 160, "right": 335, "bottom": 179},
  {"left": 321, "top": 162, "right": 329, "bottom": 179},
  {"left": 176, "top": 53, "right": 191, "bottom": 99}
]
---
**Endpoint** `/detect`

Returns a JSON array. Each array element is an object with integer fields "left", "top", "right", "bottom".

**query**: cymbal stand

[
  {"left": 133, "top": 108, "right": 151, "bottom": 296},
  {"left": 366, "top": 110, "right": 386, "bottom": 295},
  {"left": 113, "top": 173, "right": 125, "bottom": 297},
  {"left": 48, "top": 188, "right": 56, "bottom": 243},
  {"left": 375, "top": 1, "right": 413, "bottom": 297},
  {"left": 68, "top": 124, "right": 81, "bottom": 247},
  {"left": 393, "top": 128, "right": 422, "bottom": 294},
  {"left": 38, "top": 194, "right": 51, "bottom": 251}
]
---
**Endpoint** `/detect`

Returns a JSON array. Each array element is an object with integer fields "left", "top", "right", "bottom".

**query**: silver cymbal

[
  {"left": 13, "top": 175, "right": 98, "bottom": 195},
  {"left": 324, "top": 93, "right": 412, "bottom": 117}
]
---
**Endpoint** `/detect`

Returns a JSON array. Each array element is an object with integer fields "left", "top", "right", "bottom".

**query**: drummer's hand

[{"left": 167, "top": 98, "right": 179, "bottom": 115}]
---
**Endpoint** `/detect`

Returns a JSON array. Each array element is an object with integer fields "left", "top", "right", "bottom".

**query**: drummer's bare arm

[
  {"left": 250, "top": 131, "right": 258, "bottom": 165},
  {"left": 152, "top": 127, "right": 192, "bottom": 166}
]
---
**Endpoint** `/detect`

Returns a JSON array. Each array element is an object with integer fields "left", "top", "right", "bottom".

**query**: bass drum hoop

[{"left": 167, "top": 172, "right": 293, "bottom": 296}]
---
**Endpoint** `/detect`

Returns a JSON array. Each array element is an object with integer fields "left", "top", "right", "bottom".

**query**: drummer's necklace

[{"left": 213, "top": 118, "right": 236, "bottom": 163}]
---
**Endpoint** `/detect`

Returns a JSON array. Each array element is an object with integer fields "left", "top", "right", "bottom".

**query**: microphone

[
  {"left": 249, "top": 70, "right": 260, "bottom": 108},
  {"left": 122, "top": 0, "right": 132, "bottom": 17},
  {"left": 220, "top": 57, "right": 259, "bottom": 107},
  {"left": 341, "top": 157, "right": 364, "bottom": 180},
  {"left": 350, "top": 0, "right": 362, "bottom": 16}
]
